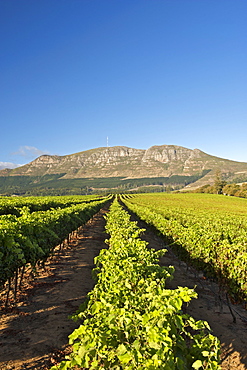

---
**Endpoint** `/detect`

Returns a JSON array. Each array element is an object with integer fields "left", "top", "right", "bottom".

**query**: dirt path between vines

[{"left": 0, "top": 204, "right": 247, "bottom": 369}]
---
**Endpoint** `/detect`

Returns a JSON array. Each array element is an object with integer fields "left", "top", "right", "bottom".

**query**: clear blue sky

[{"left": 1, "top": 0, "right": 247, "bottom": 168}]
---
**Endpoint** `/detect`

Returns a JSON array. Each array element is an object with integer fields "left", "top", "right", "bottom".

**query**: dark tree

[{"left": 214, "top": 170, "right": 227, "bottom": 194}]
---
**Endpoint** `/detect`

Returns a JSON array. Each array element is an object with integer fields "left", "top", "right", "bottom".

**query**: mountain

[{"left": 1, "top": 145, "right": 247, "bottom": 194}]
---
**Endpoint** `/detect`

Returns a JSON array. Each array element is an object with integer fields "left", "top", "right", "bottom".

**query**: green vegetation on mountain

[{"left": 0, "top": 173, "right": 209, "bottom": 196}]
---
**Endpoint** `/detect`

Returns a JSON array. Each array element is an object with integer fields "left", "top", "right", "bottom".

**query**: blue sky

[{"left": 1, "top": 0, "right": 247, "bottom": 168}]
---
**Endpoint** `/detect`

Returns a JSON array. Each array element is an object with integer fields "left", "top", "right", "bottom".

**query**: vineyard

[
  {"left": 121, "top": 193, "right": 247, "bottom": 302},
  {"left": 1, "top": 193, "right": 247, "bottom": 369},
  {"left": 0, "top": 194, "right": 111, "bottom": 306}
]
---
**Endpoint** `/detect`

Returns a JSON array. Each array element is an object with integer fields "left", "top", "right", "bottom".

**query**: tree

[
  {"left": 214, "top": 170, "right": 227, "bottom": 194},
  {"left": 222, "top": 183, "right": 240, "bottom": 196}
]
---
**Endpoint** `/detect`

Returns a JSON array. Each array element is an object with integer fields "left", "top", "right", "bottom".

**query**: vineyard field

[
  {"left": 0, "top": 194, "right": 111, "bottom": 304},
  {"left": 122, "top": 193, "right": 247, "bottom": 302},
  {"left": 0, "top": 194, "right": 247, "bottom": 369},
  {"left": 51, "top": 199, "right": 220, "bottom": 369}
]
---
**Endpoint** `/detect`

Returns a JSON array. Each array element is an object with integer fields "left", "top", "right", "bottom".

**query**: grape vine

[{"left": 51, "top": 199, "right": 220, "bottom": 369}]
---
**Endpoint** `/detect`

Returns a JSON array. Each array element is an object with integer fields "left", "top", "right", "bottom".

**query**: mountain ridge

[{"left": 1, "top": 145, "right": 247, "bottom": 194}]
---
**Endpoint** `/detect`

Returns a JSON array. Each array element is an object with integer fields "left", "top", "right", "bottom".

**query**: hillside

[{"left": 1, "top": 145, "right": 247, "bottom": 194}]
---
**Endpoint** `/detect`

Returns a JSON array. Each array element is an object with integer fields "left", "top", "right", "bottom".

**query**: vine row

[
  {"left": 121, "top": 193, "right": 247, "bottom": 302},
  {"left": 0, "top": 195, "right": 111, "bottom": 305},
  {"left": 51, "top": 199, "right": 220, "bottom": 369}
]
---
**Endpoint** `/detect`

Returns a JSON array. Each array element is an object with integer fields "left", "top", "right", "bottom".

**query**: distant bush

[{"left": 194, "top": 182, "right": 247, "bottom": 199}]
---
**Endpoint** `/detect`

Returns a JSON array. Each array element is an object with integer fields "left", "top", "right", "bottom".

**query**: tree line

[{"left": 193, "top": 170, "right": 247, "bottom": 198}]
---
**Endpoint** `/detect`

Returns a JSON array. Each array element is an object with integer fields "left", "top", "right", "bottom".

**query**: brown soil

[{"left": 0, "top": 205, "right": 247, "bottom": 369}]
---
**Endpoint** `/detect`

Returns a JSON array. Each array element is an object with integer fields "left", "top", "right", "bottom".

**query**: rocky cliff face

[
  {"left": 143, "top": 145, "right": 196, "bottom": 162},
  {"left": 2, "top": 145, "right": 247, "bottom": 181}
]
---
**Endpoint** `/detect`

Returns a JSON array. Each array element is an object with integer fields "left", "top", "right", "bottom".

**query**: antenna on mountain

[{"left": 107, "top": 136, "right": 109, "bottom": 147}]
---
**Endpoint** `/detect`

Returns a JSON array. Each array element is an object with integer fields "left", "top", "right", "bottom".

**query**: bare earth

[{"left": 0, "top": 205, "right": 247, "bottom": 369}]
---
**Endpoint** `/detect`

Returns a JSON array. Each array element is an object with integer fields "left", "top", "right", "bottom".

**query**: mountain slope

[{"left": 1, "top": 145, "right": 247, "bottom": 194}]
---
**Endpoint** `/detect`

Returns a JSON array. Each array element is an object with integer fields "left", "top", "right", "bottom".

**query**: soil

[{"left": 0, "top": 204, "right": 247, "bottom": 369}]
